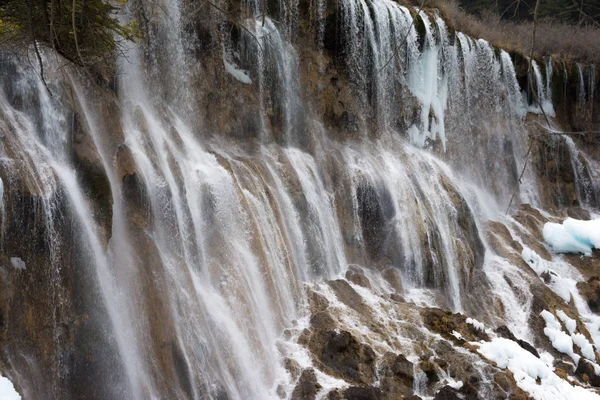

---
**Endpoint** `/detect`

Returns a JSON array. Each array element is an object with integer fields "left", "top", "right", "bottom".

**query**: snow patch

[
  {"left": 572, "top": 333, "right": 596, "bottom": 361},
  {"left": 465, "top": 317, "right": 485, "bottom": 332},
  {"left": 222, "top": 53, "right": 252, "bottom": 84},
  {"left": 541, "top": 309, "right": 597, "bottom": 363},
  {"left": 521, "top": 247, "right": 547, "bottom": 276},
  {"left": 556, "top": 310, "right": 577, "bottom": 334},
  {"left": 477, "top": 338, "right": 600, "bottom": 399},
  {"left": 9, "top": 258, "right": 25, "bottom": 270},
  {"left": 446, "top": 379, "right": 463, "bottom": 390},
  {"left": 0, "top": 375, "right": 20, "bottom": 400},
  {"left": 543, "top": 219, "right": 600, "bottom": 255},
  {"left": 540, "top": 310, "right": 576, "bottom": 360}
]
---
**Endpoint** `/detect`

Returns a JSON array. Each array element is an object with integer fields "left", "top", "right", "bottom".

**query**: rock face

[
  {"left": 291, "top": 369, "right": 322, "bottom": 400},
  {"left": 309, "top": 330, "right": 376, "bottom": 385},
  {"left": 0, "top": 0, "right": 599, "bottom": 399},
  {"left": 578, "top": 277, "right": 600, "bottom": 312}
]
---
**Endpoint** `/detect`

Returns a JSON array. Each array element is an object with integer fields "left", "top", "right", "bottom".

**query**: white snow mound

[{"left": 477, "top": 338, "right": 600, "bottom": 399}]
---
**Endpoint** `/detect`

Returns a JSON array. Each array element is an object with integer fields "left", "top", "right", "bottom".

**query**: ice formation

[
  {"left": 222, "top": 53, "right": 252, "bottom": 84},
  {"left": 543, "top": 219, "right": 600, "bottom": 255},
  {"left": 0, "top": 375, "right": 20, "bottom": 400}
]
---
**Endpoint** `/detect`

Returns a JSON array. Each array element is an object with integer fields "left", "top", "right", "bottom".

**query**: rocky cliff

[{"left": 0, "top": 0, "right": 600, "bottom": 399}]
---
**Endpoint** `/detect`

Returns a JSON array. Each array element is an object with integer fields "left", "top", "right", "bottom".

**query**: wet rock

[
  {"left": 343, "top": 386, "right": 383, "bottom": 400},
  {"left": 355, "top": 184, "right": 395, "bottom": 263},
  {"left": 494, "top": 326, "right": 540, "bottom": 358},
  {"left": 389, "top": 293, "right": 405, "bottom": 303},
  {"left": 419, "top": 360, "right": 439, "bottom": 383},
  {"left": 575, "top": 359, "right": 600, "bottom": 387},
  {"left": 381, "top": 267, "right": 403, "bottom": 294},
  {"left": 328, "top": 280, "right": 370, "bottom": 315},
  {"left": 310, "top": 311, "right": 336, "bottom": 331},
  {"left": 553, "top": 360, "right": 574, "bottom": 376},
  {"left": 277, "top": 384, "right": 287, "bottom": 398},
  {"left": 284, "top": 357, "right": 302, "bottom": 380},
  {"left": 308, "top": 329, "right": 376, "bottom": 385},
  {"left": 326, "top": 389, "right": 343, "bottom": 400},
  {"left": 485, "top": 221, "right": 523, "bottom": 257},
  {"left": 433, "top": 385, "right": 461, "bottom": 400},
  {"left": 434, "top": 382, "right": 480, "bottom": 400},
  {"left": 308, "top": 290, "right": 330, "bottom": 313},
  {"left": 422, "top": 308, "right": 489, "bottom": 343},
  {"left": 577, "top": 277, "right": 600, "bottom": 312},
  {"left": 567, "top": 206, "right": 591, "bottom": 220},
  {"left": 291, "top": 368, "right": 322, "bottom": 400},
  {"left": 378, "top": 352, "right": 414, "bottom": 397},
  {"left": 345, "top": 265, "right": 371, "bottom": 289}
]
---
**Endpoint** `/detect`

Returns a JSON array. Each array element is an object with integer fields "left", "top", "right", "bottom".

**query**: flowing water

[{"left": 0, "top": 0, "right": 599, "bottom": 399}]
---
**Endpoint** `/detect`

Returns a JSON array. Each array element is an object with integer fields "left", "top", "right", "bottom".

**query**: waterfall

[{"left": 1, "top": 0, "right": 600, "bottom": 399}]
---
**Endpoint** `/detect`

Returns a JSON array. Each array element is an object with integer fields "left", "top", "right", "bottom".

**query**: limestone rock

[
  {"left": 291, "top": 368, "right": 322, "bottom": 400},
  {"left": 308, "top": 329, "right": 376, "bottom": 385}
]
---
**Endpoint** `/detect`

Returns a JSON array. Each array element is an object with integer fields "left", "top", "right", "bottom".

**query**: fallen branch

[{"left": 377, "top": 0, "right": 426, "bottom": 74}]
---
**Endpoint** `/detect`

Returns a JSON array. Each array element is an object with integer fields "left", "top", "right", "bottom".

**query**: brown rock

[
  {"left": 381, "top": 267, "right": 404, "bottom": 293},
  {"left": 378, "top": 352, "right": 414, "bottom": 398},
  {"left": 309, "top": 330, "right": 376, "bottom": 385},
  {"left": 575, "top": 359, "right": 600, "bottom": 387},
  {"left": 343, "top": 386, "right": 383, "bottom": 400},
  {"left": 345, "top": 265, "right": 371, "bottom": 289},
  {"left": 577, "top": 277, "right": 600, "bottom": 313},
  {"left": 291, "top": 368, "right": 322, "bottom": 400},
  {"left": 310, "top": 312, "right": 336, "bottom": 331},
  {"left": 328, "top": 280, "right": 370, "bottom": 315},
  {"left": 419, "top": 360, "right": 439, "bottom": 383},
  {"left": 433, "top": 385, "right": 460, "bottom": 400},
  {"left": 284, "top": 357, "right": 302, "bottom": 380}
]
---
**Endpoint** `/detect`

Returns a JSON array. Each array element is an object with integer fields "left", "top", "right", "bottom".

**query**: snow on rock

[
  {"left": 222, "top": 53, "right": 252, "bottom": 84},
  {"left": 556, "top": 310, "right": 577, "bottom": 334},
  {"left": 543, "top": 219, "right": 600, "bottom": 255},
  {"left": 9, "top": 258, "right": 25, "bottom": 270},
  {"left": 522, "top": 247, "right": 547, "bottom": 275},
  {"left": 541, "top": 309, "right": 597, "bottom": 363},
  {"left": 540, "top": 310, "right": 576, "bottom": 360},
  {"left": 465, "top": 317, "right": 485, "bottom": 332},
  {"left": 572, "top": 333, "right": 596, "bottom": 361},
  {"left": 0, "top": 375, "right": 20, "bottom": 400},
  {"left": 477, "top": 338, "right": 600, "bottom": 400}
]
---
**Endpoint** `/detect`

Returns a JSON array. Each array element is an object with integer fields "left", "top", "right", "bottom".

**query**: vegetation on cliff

[
  {"left": 416, "top": 0, "right": 600, "bottom": 62},
  {"left": 0, "top": 0, "right": 139, "bottom": 76},
  {"left": 458, "top": 0, "right": 600, "bottom": 24}
]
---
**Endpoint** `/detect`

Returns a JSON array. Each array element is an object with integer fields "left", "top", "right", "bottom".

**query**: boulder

[
  {"left": 309, "top": 329, "right": 376, "bottom": 385},
  {"left": 345, "top": 265, "right": 371, "bottom": 289},
  {"left": 575, "top": 359, "right": 600, "bottom": 387},
  {"left": 343, "top": 386, "right": 383, "bottom": 400},
  {"left": 291, "top": 368, "right": 322, "bottom": 400}
]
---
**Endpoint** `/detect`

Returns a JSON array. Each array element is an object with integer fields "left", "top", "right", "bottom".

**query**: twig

[
  {"left": 73, "top": 0, "right": 86, "bottom": 66},
  {"left": 188, "top": 0, "right": 266, "bottom": 51},
  {"left": 505, "top": 0, "right": 542, "bottom": 215},
  {"left": 28, "top": 0, "right": 52, "bottom": 96},
  {"left": 377, "top": 0, "right": 426, "bottom": 74}
]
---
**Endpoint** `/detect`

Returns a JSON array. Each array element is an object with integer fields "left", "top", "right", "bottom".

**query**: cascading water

[{"left": 1, "top": 0, "right": 600, "bottom": 399}]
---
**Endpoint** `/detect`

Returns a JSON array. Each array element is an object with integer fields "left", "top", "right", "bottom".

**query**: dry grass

[{"left": 412, "top": 0, "right": 600, "bottom": 63}]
